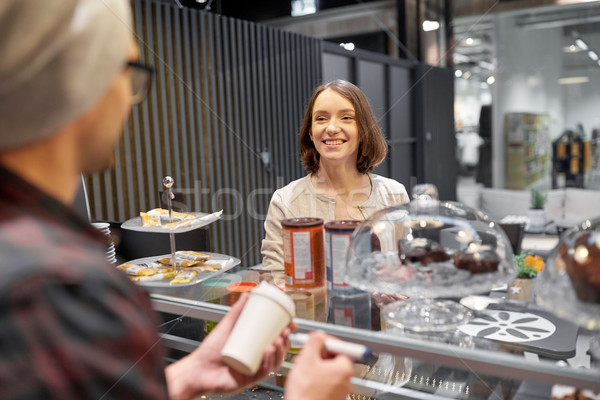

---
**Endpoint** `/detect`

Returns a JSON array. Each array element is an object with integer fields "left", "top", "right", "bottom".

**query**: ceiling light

[
  {"left": 588, "top": 51, "right": 599, "bottom": 61},
  {"left": 487, "top": 76, "right": 495, "bottom": 85},
  {"left": 575, "top": 38, "right": 588, "bottom": 51},
  {"left": 455, "top": 69, "right": 463, "bottom": 78},
  {"left": 563, "top": 45, "right": 581, "bottom": 53},
  {"left": 558, "top": 76, "right": 590, "bottom": 85},
  {"left": 423, "top": 20, "right": 440, "bottom": 32},
  {"left": 339, "top": 42, "right": 355, "bottom": 51},
  {"left": 463, "top": 37, "right": 482, "bottom": 46},
  {"left": 463, "top": 71, "right": 472, "bottom": 79}
]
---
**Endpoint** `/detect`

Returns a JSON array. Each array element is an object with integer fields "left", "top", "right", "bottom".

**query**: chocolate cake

[
  {"left": 398, "top": 238, "right": 450, "bottom": 266},
  {"left": 452, "top": 245, "right": 499, "bottom": 274}
]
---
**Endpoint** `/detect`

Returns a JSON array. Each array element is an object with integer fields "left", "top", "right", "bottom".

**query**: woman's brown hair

[{"left": 299, "top": 79, "right": 388, "bottom": 173}]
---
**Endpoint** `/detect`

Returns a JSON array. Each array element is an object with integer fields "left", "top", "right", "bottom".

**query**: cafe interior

[{"left": 84, "top": 0, "right": 600, "bottom": 399}]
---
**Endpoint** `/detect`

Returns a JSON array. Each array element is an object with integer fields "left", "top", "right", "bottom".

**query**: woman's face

[{"left": 309, "top": 88, "right": 360, "bottom": 169}]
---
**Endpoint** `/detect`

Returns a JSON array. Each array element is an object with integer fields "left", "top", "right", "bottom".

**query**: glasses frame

[{"left": 127, "top": 61, "right": 154, "bottom": 105}]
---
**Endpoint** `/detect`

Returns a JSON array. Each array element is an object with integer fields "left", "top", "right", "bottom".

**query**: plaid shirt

[{"left": 0, "top": 166, "right": 168, "bottom": 399}]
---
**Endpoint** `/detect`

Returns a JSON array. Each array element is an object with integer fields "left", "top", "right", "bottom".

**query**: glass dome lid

[
  {"left": 534, "top": 217, "right": 600, "bottom": 331},
  {"left": 343, "top": 200, "right": 517, "bottom": 298}
]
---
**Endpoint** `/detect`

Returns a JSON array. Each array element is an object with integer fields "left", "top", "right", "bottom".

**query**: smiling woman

[{"left": 261, "top": 79, "right": 409, "bottom": 272}]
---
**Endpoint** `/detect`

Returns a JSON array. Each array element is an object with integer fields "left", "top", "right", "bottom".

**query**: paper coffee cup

[{"left": 221, "top": 281, "right": 295, "bottom": 375}]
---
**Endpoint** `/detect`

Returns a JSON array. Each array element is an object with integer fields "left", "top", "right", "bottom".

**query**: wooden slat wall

[{"left": 86, "top": 0, "right": 322, "bottom": 266}]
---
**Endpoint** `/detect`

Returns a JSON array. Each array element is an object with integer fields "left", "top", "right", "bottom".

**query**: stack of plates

[{"left": 92, "top": 222, "right": 117, "bottom": 264}]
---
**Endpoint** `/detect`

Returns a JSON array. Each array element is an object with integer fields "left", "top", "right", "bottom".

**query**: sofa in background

[{"left": 476, "top": 187, "right": 600, "bottom": 229}]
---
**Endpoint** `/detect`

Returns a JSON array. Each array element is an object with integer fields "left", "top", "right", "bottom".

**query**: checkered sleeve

[{"left": 0, "top": 264, "right": 169, "bottom": 399}]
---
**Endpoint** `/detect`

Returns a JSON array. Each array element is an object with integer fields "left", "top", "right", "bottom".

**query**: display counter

[{"left": 141, "top": 265, "right": 600, "bottom": 400}]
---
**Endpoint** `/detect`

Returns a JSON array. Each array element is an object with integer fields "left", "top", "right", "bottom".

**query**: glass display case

[{"left": 143, "top": 263, "right": 600, "bottom": 400}]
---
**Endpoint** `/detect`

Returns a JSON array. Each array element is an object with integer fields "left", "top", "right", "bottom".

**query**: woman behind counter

[{"left": 261, "top": 79, "right": 409, "bottom": 270}]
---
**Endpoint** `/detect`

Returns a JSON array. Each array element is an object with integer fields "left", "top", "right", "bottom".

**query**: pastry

[
  {"left": 453, "top": 244, "right": 499, "bottom": 274},
  {"left": 560, "top": 232, "right": 600, "bottom": 303}
]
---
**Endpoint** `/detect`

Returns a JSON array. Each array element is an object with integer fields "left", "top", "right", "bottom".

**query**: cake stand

[
  {"left": 120, "top": 176, "right": 223, "bottom": 273},
  {"left": 344, "top": 200, "right": 518, "bottom": 337}
]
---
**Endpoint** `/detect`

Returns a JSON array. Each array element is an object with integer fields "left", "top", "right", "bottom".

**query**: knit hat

[{"left": 0, "top": 0, "right": 132, "bottom": 150}]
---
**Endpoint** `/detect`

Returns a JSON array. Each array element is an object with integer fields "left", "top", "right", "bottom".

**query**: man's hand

[
  {"left": 284, "top": 331, "right": 354, "bottom": 400},
  {"left": 165, "top": 293, "right": 294, "bottom": 400}
]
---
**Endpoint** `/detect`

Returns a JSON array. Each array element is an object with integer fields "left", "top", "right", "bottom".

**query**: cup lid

[{"left": 252, "top": 281, "right": 296, "bottom": 317}]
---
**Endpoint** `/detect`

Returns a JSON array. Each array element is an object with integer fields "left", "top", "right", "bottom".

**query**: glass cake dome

[
  {"left": 534, "top": 217, "right": 600, "bottom": 331},
  {"left": 343, "top": 200, "right": 518, "bottom": 299}
]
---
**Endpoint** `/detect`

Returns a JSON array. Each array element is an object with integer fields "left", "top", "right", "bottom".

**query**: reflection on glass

[{"left": 411, "top": 183, "right": 439, "bottom": 201}]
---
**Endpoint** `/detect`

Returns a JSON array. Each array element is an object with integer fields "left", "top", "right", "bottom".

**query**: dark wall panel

[
  {"left": 415, "top": 63, "right": 457, "bottom": 201},
  {"left": 322, "top": 53, "right": 353, "bottom": 82},
  {"left": 358, "top": 59, "right": 389, "bottom": 176},
  {"left": 389, "top": 65, "right": 415, "bottom": 185}
]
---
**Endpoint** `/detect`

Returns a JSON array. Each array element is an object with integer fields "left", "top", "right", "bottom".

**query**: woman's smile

[{"left": 323, "top": 138, "right": 346, "bottom": 146}]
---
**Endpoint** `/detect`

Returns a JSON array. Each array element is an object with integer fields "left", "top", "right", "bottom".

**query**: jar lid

[
  {"left": 281, "top": 217, "right": 323, "bottom": 228},
  {"left": 226, "top": 281, "right": 258, "bottom": 293},
  {"left": 282, "top": 217, "right": 324, "bottom": 228},
  {"left": 325, "top": 220, "right": 360, "bottom": 231}
]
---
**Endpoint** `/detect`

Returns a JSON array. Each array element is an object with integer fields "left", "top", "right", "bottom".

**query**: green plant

[
  {"left": 530, "top": 188, "right": 547, "bottom": 210},
  {"left": 513, "top": 253, "right": 545, "bottom": 278}
]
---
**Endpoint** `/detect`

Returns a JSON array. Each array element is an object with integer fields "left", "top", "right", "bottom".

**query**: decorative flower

[{"left": 513, "top": 253, "right": 545, "bottom": 278}]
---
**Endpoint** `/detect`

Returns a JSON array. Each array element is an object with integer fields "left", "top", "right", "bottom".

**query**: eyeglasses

[{"left": 127, "top": 61, "right": 154, "bottom": 104}]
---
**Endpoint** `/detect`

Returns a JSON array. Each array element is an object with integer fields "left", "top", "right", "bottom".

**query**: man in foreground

[{"left": 0, "top": 1, "right": 353, "bottom": 398}]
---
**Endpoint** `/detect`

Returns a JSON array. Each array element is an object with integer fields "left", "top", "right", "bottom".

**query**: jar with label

[
  {"left": 282, "top": 217, "right": 325, "bottom": 289},
  {"left": 325, "top": 220, "right": 362, "bottom": 295},
  {"left": 328, "top": 292, "right": 372, "bottom": 329}
]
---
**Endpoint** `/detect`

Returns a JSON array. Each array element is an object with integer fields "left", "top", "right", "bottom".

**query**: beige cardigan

[{"left": 260, "top": 173, "right": 409, "bottom": 270}]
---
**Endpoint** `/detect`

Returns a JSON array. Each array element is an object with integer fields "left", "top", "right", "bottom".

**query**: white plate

[
  {"left": 121, "top": 211, "right": 223, "bottom": 234},
  {"left": 123, "top": 252, "right": 240, "bottom": 287}
]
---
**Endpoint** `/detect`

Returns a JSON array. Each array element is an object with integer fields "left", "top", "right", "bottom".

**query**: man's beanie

[{"left": 0, "top": 0, "right": 133, "bottom": 150}]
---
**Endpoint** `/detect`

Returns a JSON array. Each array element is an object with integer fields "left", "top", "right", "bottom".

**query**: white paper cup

[{"left": 221, "top": 281, "right": 295, "bottom": 375}]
